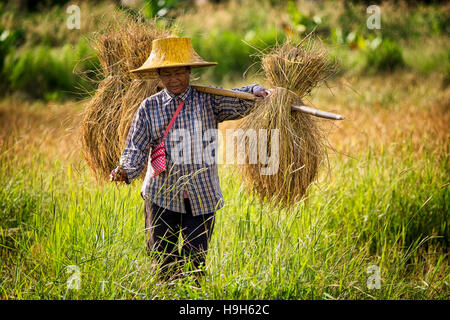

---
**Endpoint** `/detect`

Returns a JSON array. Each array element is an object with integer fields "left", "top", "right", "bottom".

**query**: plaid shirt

[{"left": 120, "top": 84, "right": 259, "bottom": 216}]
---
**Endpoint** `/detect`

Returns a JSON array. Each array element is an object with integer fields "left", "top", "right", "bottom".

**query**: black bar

[{"left": 0, "top": 299, "right": 447, "bottom": 319}]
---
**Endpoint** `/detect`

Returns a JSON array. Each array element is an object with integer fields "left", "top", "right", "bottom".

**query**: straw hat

[{"left": 130, "top": 37, "right": 217, "bottom": 75}]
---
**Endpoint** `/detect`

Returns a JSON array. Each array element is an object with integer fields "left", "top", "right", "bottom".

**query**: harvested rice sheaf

[
  {"left": 80, "top": 17, "right": 170, "bottom": 182},
  {"left": 238, "top": 37, "right": 338, "bottom": 208}
]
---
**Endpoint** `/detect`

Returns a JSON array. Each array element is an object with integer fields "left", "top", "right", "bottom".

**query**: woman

[{"left": 110, "top": 37, "right": 269, "bottom": 280}]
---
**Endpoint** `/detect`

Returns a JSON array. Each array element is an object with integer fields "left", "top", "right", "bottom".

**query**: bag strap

[{"left": 163, "top": 100, "right": 185, "bottom": 139}]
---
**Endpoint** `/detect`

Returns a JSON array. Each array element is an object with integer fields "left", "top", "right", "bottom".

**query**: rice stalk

[
  {"left": 238, "top": 36, "right": 338, "bottom": 208},
  {"left": 79, "top": 15, "right": 171, "bottom": 182}
]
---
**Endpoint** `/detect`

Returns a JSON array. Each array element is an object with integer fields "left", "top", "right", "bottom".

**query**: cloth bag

[{"left": 150, "top": 100, "right": 185, "bottom": 177}]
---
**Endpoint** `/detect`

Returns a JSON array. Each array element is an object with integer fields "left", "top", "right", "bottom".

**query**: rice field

[{"left": 0, "top": 72, "right": 448, "bottom": 300}]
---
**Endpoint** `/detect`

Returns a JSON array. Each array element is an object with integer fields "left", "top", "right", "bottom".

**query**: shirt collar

[{"left": 162, "top": 85, "right": 192, "bottom": 104}]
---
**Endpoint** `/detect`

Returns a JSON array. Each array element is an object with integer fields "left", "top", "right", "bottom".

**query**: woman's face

[{"left": 158, "top": 67, "right": 191, "bottom": 95}]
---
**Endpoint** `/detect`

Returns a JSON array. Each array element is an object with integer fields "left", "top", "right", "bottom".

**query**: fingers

[
  {"left": 262, "top": 88, "right": 275, "bottom": 97},
  {"left": 110, "top": 167, "right": 125, "bottom": 182},
  {"left": 254, "top": 87, "right": 273, "bottom": 98},
  {"left": 109, "top": 167, "right": 116, "bottom": 182},
  {"left": 258, "top": 90, "right": 269, "bottom": 97}
]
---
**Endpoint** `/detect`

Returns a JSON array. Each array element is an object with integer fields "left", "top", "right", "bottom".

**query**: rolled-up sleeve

[
  {"left": 212, "top": 84, "right": 261, "bottom": 122},
  {"left": 119, "top": 100, "right": 151, "bottom": 184}
]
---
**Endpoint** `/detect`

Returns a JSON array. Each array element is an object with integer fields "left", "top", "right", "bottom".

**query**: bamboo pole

[{"left": 191, "top": 85, "right": 344, "bottom": 120}]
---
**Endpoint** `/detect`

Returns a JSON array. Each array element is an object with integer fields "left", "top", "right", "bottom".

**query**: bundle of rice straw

[
  {"left": 237, "top": 35, "right": 338, "bottom": 208},
  {"left": 80, "top": 17, "right": 171, "bottom": 182}
]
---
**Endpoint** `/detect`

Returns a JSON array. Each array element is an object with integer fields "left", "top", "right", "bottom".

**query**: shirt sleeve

[
  {"left": 212, "top": 84, "right": 262, "bottom": 123},
  {"left": 119, "top": 100, "right": 152, "bottom": 184}
]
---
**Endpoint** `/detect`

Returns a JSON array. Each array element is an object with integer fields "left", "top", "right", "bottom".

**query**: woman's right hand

[{"left": 110, "top": 165, "right": 128, "bottom": 183}]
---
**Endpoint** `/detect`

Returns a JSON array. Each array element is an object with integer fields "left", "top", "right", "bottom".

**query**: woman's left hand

[{"left": 253, "top": 85, "right": 272, "bottom": 98}]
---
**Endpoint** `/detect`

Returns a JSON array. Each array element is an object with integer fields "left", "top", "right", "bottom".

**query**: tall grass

[
  {"left": 0, "top": 138, "right": 447, "bottom": 299},
  {"left": 0, "top": 73, "right": 448, "bottom": 299},
  {"left": 4, "top": 39, "right": 99, "bottom": 101}
]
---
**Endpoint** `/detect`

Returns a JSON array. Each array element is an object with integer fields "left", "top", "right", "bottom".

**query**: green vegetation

[
  {"left": 365, "top": 38, "right": 405, "bottom": 73},
  {"left": 5, "top": 40, "right": 99, "bottom": 100},
  {"left": 0, "top": 0, "right": 448, "bottom": 100},
  {"left": 0, "top": 126, "right": 448, "bottom": 299}
]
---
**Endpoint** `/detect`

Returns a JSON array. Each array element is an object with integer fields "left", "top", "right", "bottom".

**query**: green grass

[
  {"left": 3, "top": 38, "right": 100, "bottom": 101},
  {"left": 1, "top": 135, "right": 448, "bottom": 299}
]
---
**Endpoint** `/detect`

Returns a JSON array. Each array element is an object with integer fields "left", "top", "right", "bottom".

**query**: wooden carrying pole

[{"left": 191, "top": 85, "right": 344, "bottom": 120}]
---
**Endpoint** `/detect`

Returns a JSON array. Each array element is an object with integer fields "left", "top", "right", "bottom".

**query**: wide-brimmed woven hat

[{"left": 129, "top": 37, "right": 217, "bottom": 75}]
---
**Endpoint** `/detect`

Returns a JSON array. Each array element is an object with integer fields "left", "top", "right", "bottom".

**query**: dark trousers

[{"left": 144, "top": 198, "right": 215, "bottom": 276}]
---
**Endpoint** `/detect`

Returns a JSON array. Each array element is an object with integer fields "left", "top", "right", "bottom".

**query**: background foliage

[{"left": 0, "top": 0, "right": 448, "bottom": 100}]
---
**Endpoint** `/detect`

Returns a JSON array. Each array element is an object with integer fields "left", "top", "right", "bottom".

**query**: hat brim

[{"left": 129, "top": 62, "right": 217, "bottom": 74}]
